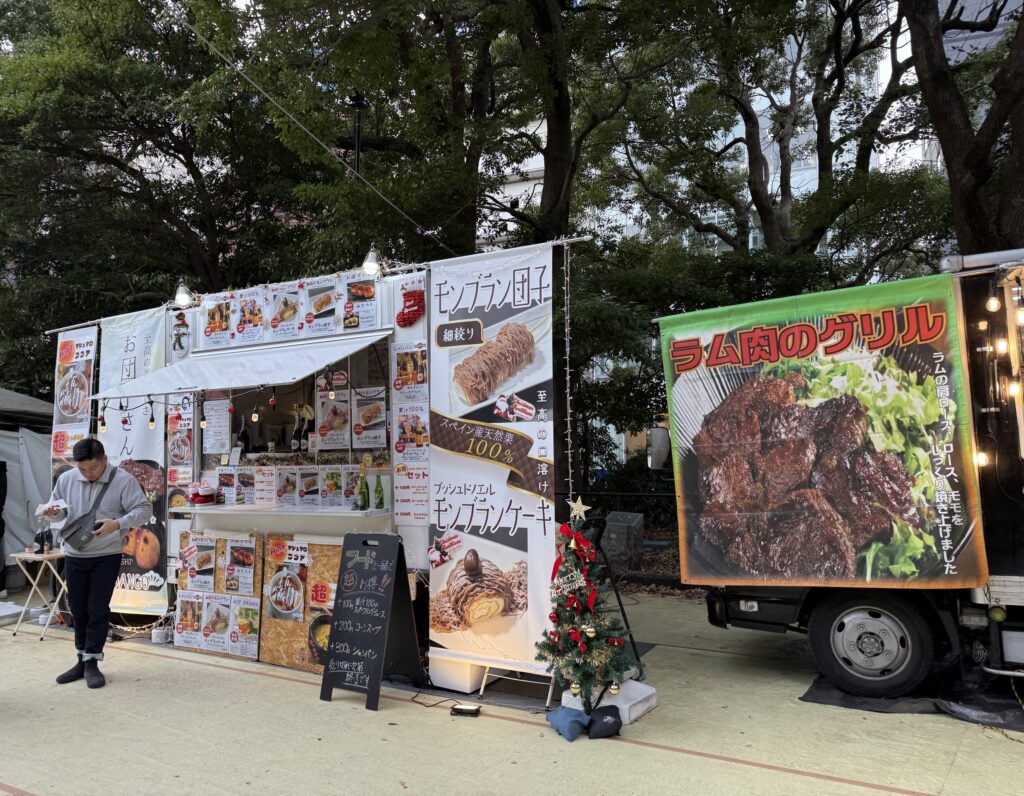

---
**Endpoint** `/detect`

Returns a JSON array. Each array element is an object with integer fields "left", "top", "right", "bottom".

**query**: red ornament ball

[
  {"left": 227, "top": 404, "right": 235, "bottom": 414},
  {"left": 121, "top": 417, "right": 129, "bottom": 426},
  {"left": 548, "top": 612, "right": 559, "bottom": 623}
]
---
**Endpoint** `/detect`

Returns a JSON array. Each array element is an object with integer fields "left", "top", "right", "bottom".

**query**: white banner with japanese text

[
  {"left": 51, "top": 326, "right": 98, "bottom": 474},
  {"left": 98, "top": 307, "right": 169, "bottom": 616},
  {"left": 427, "top": 243, "right": 556, "bottom": 671}
]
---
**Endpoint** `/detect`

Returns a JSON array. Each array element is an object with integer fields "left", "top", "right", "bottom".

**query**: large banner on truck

[
  {"left": 428, "top": 243, "right": 556, "bottom": 671},
  {"left": 659, "top": 274, "right": 987, "bottom": 588}
]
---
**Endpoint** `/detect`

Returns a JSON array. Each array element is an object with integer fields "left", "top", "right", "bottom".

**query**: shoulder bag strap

[{"left": 88, "top": 466, "right": 119, "bottom": 514}]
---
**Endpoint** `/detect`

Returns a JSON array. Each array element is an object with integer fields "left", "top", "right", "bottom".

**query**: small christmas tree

[{"left": 537, "top": 498, "right": 635, "bottom": 713}]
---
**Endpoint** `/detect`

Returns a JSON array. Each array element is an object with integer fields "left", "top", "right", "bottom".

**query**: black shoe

[
  {"left": 84, "top": 659, "right": 105, "bottom": 689},
  {"left": 56, "top": 656, "right": 85, "bottom": 684}
]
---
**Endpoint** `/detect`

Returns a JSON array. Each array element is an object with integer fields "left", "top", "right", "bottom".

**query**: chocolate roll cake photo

[
  {"left": 452, "top": 322, "right": 535, "bottom": 406},
  {"left": 429, "top": 549, "right": 529, "bottom": 633}
]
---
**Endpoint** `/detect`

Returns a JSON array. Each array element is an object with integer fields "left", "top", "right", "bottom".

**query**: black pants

[{"left": 64, "top": 554, "right": 121, "bottom": 658}]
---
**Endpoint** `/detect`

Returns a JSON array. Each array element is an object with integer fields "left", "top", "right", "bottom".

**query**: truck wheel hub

[{"left": 830, "top": 607, "right": 911, "bottom": 680}]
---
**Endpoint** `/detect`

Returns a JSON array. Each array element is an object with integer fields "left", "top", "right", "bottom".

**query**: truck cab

[{"left": 657, "top": 249, "right": 1024, "bottom": 698}]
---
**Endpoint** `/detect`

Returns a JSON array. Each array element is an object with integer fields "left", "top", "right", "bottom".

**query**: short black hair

[{"left": 72, "top": 438, "right": 106, "bottom": 462}]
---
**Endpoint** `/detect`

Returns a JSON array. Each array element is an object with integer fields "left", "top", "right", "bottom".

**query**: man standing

[{"left": 42, "top": 439, "right": 151, "bottom": 688}]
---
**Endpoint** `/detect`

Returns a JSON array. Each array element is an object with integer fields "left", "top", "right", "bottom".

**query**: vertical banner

[
  {"left": 98, "top": 307, "right": 169, "bottom": 615},
  {"left": 658, "top": 273, "right": 987, "bottom": 588},
  {"left": 166, "top": 393, "right": 195, "bottom": 510},
  {"left": 428, "top": 243, "right": 555, "bottom": 670},
  {"left": 51, "top": 326, "right": 98, "bottom": 475}
]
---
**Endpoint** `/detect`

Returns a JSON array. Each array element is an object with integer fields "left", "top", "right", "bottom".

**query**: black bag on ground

[{"left": 588, "top": 705, "right": 622, "bottom": 738}]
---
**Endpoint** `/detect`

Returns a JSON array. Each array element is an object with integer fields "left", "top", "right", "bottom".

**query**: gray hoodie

[{"left": 49, "top": 463, "right": 153, "bottom": 558}]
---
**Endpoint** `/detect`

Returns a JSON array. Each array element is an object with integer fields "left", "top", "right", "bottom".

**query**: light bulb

[
  {"left": 99, "top": 422, "right": 107, "bottom": 433},
  {"left": 997, "top": 338, "right": 1009, "bottom": 354},
  {"left": 328, "top": 390, "right": 336, "bottom": 400},
  {"left": 362, "top": 244, "right": 380, "bottom": 277},
  {"left": 975, "top": 451, "right": 989, "bottom": 467},
  {"left": 200, "top": 418, "right": 208, "bottom": 429},
  {"left": 1016, "top": 308, "right": 1024, "bottom": 325},
  {"left": 148, "top": 419, "right": 156, "bottom": 430},
  {"left": 251, "top": 411, "right": 260, "bottom": 423},
  {"left": 987, "top": 295, "right": 1001, "bottom": 312},
  {"left": 1009, "top": 380, "right": 1021, "bottom": 398}
]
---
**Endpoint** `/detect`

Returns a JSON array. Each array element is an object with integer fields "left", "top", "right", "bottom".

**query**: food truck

[
  {"left": 48, "top": 243, "right": 561, "bottom": 692},
  {"left": 656, "top": 249, "right": 1024, "bottom": 698}
]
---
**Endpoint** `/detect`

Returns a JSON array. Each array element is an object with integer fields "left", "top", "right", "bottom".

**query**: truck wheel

[{"left": 807, "top": 593, "right": 934, "bottom": 698}]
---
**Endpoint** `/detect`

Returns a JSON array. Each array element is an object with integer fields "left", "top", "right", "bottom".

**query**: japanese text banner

[
  {"left": 659, "top": 274, "right": 986, "bottom": 589},
  {"left": 428, "top": 243, "right": 556, "bottom": 673}
]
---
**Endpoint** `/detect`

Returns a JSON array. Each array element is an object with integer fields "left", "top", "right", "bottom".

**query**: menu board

[
  {"left": 201, "top": 399, "right": 232, "bottom": 454},
  {"left": 302, "top": 274, "right": 341, "bottom": 337},
  {"left": 351, "top": 386, "right": 387, "bottom": 449},
  {"left": 232, "top": 286, "right": 267, "bottom": 346},
  {"left": 391, "top": 341, "right": 428, "bottom": 403},
  {"left": 225, "top": 538, "right": 257, "bottom": 595},
  {"left": 236, "top": 466, "right": 255, "bottom": 505},
  {"left": 276, "top": 467, "right": 298, "bottom": 507},
  {"left": 297, "top": 467, "right": 321, "bottom": 508},
  {"left": 201, "top": 292, "right": 233, "bottom": 349},
  {"left": 265, "top": 540, "right": 308, "bottom": 622},
  {"left": 393, "top": 402, "right": 429, "bottom": 524},
  {"left": 197, "top": 595, "right": 231, "bottom": 652},
  {"left": 254, "top": 467, "right": 277, "bottom": 505},
  {"left": 217, "top": 466, "right": 238, "bottom": 505},
  {"left": 316, "top": 375, "right": 351, "bottom": 451},
  {"left": 319, "top": 534, "right": 425, "bottom": 710},
  {"left": 182, "top": 534, "right": 217, "bottom": 592},
  {"left": 166, "top": 393, "right": 195, "bottom": 501},
  {"left": 268, "top": 280, "right": 302, "bottom": 341},
  {"left": 320, "top": 464, "right": 359, "bottom": 508},
  {"left": 229, "top": 596, "right": 261, "bottom": 659},
  {"left": 173, "top": 590, "right": 204, "bottom": 649},
  {"left": 338, "top": 271, "right": 380, "bottom": 331},
  {"left": 51, "top": 326, "right": 97, "bottom": 464}
]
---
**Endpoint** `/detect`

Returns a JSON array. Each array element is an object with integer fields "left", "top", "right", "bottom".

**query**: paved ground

[{"left": 0, "top": 593, "right": 1021, "bottom": 795}]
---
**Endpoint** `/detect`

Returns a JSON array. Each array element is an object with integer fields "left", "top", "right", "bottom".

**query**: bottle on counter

[
  {"left": 290, "top": 407, "right": 302, "bottom": 452},
  {"left": 357, "top": 462, "right": 370, "bottom": 511},
  {"left": 374, "top": 472, "right": 384, "bottom": 510}
]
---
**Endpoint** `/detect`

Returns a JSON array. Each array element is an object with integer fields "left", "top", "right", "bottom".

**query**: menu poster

[
  {"left": 201, "top": 399, "right": 231, "bottom": 454},
  {"left": 254, "top": 467, "right": 277, "bottom": 505},
  {"left": 225, "top": 538, "right": 256, "bottom": 595},
  {"left": 339, "top": 270, "right": 380, "bottom": 332},
  {"left": 428, "top": 243, "right": 556, "bottom": 669},
  {"left": 236, "top": 466, "right": 256, "bottom": 505},
  {"left": 394, "top": 403, "right": 429, "bottom": 525},
  {"left": 297, "top": 467, "right": 321, "bottom": 508},
  {"left": 276, "top": 467, "right": 298, "bottom": 507},
  {"left": 51, "top": 326, "right": 97, "bottom": 464},
  {"left": 200, "top": 595, "right": 233, "bottom": 653},
  {"left": 351, "top": 386, "right": 387, "bottom": 449},
  {"left": 302, "top": 274, "right": 341, "bottom": 337},
  {"left": 201, "top": 292, "right": 233, "bottom": 349},
  {"left": 185, "top": 534, "right": 217, "bottom": 592},
  {"left": 166, "top": 393, "right": 195, "bottom": 496},
  {"left": 268, "top": 280, "right": 302, "bottom": 341},
  {"left": 232, "top": 286, "right": 267, "bottom": 346},
  {"left": 173, "top": 590, "right": 204, "bottom": 649},
  {"left": 217, "top": 466, "right": 238, "bottom": 505},
  {"left": 392, "top": 341, "right": 428, "bottom": 403},
  {"left": 167, "top": 307, "right": 195, "bottom": 365},
  {"left": 265, "top": 540, "right": 309, "bottom": 622},
  {"left": 321, "top": 465, "right": 359, "bottom": 508},
  {"left": 229, "top": 596, "right": 260, "bottom": 659},
  {"left": 316, "top": 378, "right": 351, "bottom": 451}
]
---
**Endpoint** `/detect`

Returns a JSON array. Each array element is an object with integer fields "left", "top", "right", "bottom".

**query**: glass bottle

[{"left": 374, "top": 472, "right": 385, "bottom": 510}]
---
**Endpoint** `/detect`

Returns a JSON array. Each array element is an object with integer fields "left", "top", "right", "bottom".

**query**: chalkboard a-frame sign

[{"left": 319, "top": 533, "right": 426, "bottom": 710}]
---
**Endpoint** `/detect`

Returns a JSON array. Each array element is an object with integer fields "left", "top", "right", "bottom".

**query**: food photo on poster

[{"left": 659, "top": 275, "right": 987, "bottom": 587}]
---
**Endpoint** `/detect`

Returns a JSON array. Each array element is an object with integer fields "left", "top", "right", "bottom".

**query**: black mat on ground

[{"left": 800, "top": 671, "right": 1024, "bottom": 732}]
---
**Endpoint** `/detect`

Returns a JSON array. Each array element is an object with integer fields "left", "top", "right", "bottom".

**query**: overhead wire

[{"left": 157, "top": 0, "right": 456, "bottom": 258}]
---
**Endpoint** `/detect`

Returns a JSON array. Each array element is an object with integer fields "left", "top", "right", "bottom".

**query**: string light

[
  {"left": 269, "top": 387, "right": 277, "bottom": 408},
  {"left": 975, "top": 450, "right": 990, "bottom": 467},
  {"left": 1009, "top": 380, "right": 1021, "bottom": 398},
  {"left": 251, "top": 387, "right": 261, "bottom": 423},
  {"left": 986, "top": 285, "right": 1001, "bottom": 312},
  {"left": 147, "top": 396, "right": 156, "bottom": 430},
  {"left": 997, "top": 338, "right": 1009, "bottom": 355},
  {"left": 199, "top": 401, "right": 208, "bottom": 430}
]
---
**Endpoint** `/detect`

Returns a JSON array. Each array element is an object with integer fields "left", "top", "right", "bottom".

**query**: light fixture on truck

[
  {"left": 1009, "top": 380, "right": 1022, "bottom": 398},
  {"left": 987, "top": 290, "right": 1002, "bottom": 312},
  {"left": 975, "top": 451, "right": 990, "bottom": 467},
  {"left": 996, "top": 338, "right": 1009, "bottom": 354}
]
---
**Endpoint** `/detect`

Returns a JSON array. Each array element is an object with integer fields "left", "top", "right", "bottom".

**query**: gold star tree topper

[{"left": 567, "top": 496, "right": 591, "bottom": 521}]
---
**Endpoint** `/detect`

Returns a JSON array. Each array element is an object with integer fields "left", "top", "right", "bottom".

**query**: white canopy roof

[{"left": 91, "top": 329, "right": 391, "bottom": 400}]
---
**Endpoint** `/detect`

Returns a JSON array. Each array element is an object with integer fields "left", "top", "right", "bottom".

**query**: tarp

[
  {"left": 1, "top": 427, "right": 51, "bottom": 565},
  {"left": 90, "top": 330, "right": 392, "bottom": 399}
]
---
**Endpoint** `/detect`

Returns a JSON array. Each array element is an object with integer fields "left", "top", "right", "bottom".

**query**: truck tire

[{"left": 807, "top": 592, "right": 934, "bottom": 698}]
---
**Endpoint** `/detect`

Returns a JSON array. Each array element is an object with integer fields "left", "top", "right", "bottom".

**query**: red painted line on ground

[
  {"left": 4, "top": 628, "right": 933, "bottom": 795},
  {"left": 0, "top": 782, "right": 38, "bottom": 796}
]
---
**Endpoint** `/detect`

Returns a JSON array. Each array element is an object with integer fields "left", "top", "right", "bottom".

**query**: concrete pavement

[{"left": 0, "top": 594, "right": 1020, "bottom": 795}]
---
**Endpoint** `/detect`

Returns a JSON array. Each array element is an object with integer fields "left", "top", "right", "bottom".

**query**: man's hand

[
  {"left": 93, "top": 519, "right": 120, "bottom": 537},
  {"left": 42, "top": 505, "right": 63, "bottom": 518}
]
